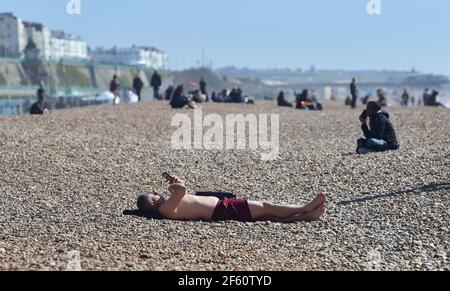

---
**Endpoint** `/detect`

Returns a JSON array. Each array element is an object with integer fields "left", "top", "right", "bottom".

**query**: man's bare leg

[
  {"left": 255, "top": 203, "right": 326, "bottom": 223},
  {"left": 248, "top": 193, "right": 326, "bottom": 221}
]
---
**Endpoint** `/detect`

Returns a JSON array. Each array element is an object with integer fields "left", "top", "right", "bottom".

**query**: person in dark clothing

[
  {"left": 296, "top": 89, "right": 309, "bottom": 109},
  {"left": 132, "top": 74, "right": 144, "bottom": 102},
  {"left": 211, "top": 92, "right": 220, "bottom": 102},
  {"left": 401, "top": 89, "right": 410, "bottom": 107},
  {"left": 30, "top": 88, "right": 48, "bottom": 115},
  {"left": 356, "top": 101, "right": 399, "bottom": 154},
  {"left": 422, "top": 88, "right": 431, "bottom": 106},
  {"left": 199, "top": 77, "right": 208, "bottom": 100},
  {"left": 426, "top": 90, "right": 446, "bottom": 108},
  {"left": 110, "top": 75, "right": 120, "bottom": 105},
  {"left": 151, "top": 71, "right": 162, "bottom": 100},
  {"left": 362, "top": 93, "right": 371, "bottom": 105},
  {"left": 377, "top": 89, "right": 388, "bottom": 107},
  {"left": 170, "top": 85, "right": 194, "bottom": 109},
  {"left": 277, "top": 91, "right": 293, "bottom": 107},
  {"left": 350, "top": 78, "right": 358, "bottom": 109},
  {"left": 226, "top": 88, "right": 244, "bottom": 103},
  {"left": 165, "top": 86, "right": 174, "bottom": 101}
]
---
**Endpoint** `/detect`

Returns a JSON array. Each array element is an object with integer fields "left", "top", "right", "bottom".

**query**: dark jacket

[
  {"left": 350, "top": 82, "right": 358, "bottom": 96},
  {"left": 151, "top": 74, "right": 162, "bottom": 88},
  {"left": 133, "top": 77, "right": 143, "bottom": 91},
  {"left": 362, "top": 111, "right": 399, "bottom": 149},
  {"left": 110, "top": 79, "right": 119, "bottom": 93},
  {"left": 200, "top": 80, "right": 207, "bottom": 94},
  {"left": 30, "top": 101, "right": 45, "bottom": 115}
]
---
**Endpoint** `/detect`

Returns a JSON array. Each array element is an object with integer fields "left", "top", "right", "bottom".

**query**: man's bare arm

[{"left": 166, "top": 177, "right": 188, "bottom": 206}]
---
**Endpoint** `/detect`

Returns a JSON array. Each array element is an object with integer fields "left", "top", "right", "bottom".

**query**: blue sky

[{"left": 2, "top": 0, "right": 450, "bottom": 74}]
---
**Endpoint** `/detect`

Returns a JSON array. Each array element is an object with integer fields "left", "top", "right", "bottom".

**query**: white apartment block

[
  {"left": 93, "top": 46, "right": 167, "bottom": 69},
  {"left": 0, "top": 12, "right": 88, "bottom": 60},
  {"left": 49, "top": 31, "right": 88, "bottom": 61},
  {"left": 0, "top": 13, "right": 27, "bottom": 57},
  {"left": 23, "top": 21, "right": 51, "bottom": 59}
]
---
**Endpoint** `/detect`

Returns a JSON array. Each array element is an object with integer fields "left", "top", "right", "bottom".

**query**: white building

[
  {"left": 49, "top": 31, "right": 88, "bottom": 61},
  {"left": 23, "top": 21, "right": 51, "bottom": 60},
  {"left": 0, "top": 13, "right": 88, "bottom": 61},
  {"left": 0, "top": 13, "right": 27, "bottom": 57},
  {"left": 93, "top": 46, "right": 167, "bottom": 69}
]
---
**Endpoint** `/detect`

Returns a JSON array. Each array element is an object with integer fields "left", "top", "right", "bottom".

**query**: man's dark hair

[
  {"left": 37, "top": 88, "right": 45, "bottom": 100},
  {"left": 367, "top": 101, "right": 381, "bottom": 111},
  {"left": 136, "top": 194, "right": 162, "bottom": 219}
]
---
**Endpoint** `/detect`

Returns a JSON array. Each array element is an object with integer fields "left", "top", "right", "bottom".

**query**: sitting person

[
  {"left": 190, "top": 90, "right": 207, "bottom": 103},
  {"left": 136, "top": 176, "right": 326, "bottom": 223},
  {"left": 30, "top": 88, "right": 49, "bottom": 115},
  {"left": 310, "top": 94, "right": 323, "bottom": 111},
  {"left": 296, "top": 89, "right": 316, "bottom": 110},
  {"left": 425, "top": 90, "right": 446, "bottom": 108},
  {"left": 165, "top": 86, "right": 174, "bottom": 101},
  {"left": 277, "top": 91, "right": 293, "bottom": 107},
  {"left": 357, "top": 101, "right": 399, "bottom": 154},
  {"left": 211, "top": 91, "right": 221, "bottom": 103},
  {"left": 170, "top": 85, "right": 195, "bottom": 109},
  {"left": 225, "top": 87, "right": 244, "bottom": 103}
]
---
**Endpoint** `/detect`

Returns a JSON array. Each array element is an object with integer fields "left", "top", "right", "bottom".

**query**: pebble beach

[{"left": 0, "top": 101, "right": 448, "bottom": 271}]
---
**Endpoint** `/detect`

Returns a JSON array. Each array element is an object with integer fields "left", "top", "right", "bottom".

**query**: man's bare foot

[
  {"left": 297, "top": 204, "right": 326, "bottom": 222},
  {"left": 302, "top": 193, "right": 326, "bottom": 213}
]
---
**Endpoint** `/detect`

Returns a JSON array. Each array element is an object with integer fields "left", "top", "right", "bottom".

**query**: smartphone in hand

[{"left": 162, "top": 172, "right": 174, "bottom": 183}]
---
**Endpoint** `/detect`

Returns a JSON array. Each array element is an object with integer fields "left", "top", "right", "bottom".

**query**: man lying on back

[{"left": 137, "top": 176, "right": 326, "bottom": 223}]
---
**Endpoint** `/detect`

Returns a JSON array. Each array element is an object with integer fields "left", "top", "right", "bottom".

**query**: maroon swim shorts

[{"left": 211, "top": 198, "right": 253, "bottom": 222}]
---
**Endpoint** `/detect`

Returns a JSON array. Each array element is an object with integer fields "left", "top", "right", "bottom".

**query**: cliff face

[
  {"left": 0, "top": 60, "right": 28, "bottom": 86},
  {"left": 0, "top": 59, "right": 155, "bottom": 94}
]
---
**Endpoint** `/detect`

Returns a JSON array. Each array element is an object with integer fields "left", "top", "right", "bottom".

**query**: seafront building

[
  {"left": 92, "top": 46, "right": 167, "bottom": 69},
  {"left": 0, "top": 12, "right": 88, "bottom": 61}
]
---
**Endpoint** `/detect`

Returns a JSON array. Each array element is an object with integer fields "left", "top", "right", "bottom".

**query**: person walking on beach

[
  {"left": 151, "top": 71, "right": 162, "bottom": 100},
  {"left": 136, "top": 176, "right": 326, "bottom": 223},
  {"left": 377, "top": 89, "right": 388, "bottom": 107},
  {"left": 30, "top": 88, "right": 48, "bottom": 115},
  {"left": 350, "top": 78, "right": 359, "bottom": 109},
  {"left": 199, "top": 77, "right": 208, "bottom": 101},
  {"left": 133, "top": 74, "right": 144, "bottom": 102},
  {"left": 356, "top": 101, "right": 399, "bottom": 154},
  {"left": 110, "top": 75, "right": 120, "bottom": 105},
  {"left": 401, "top": 89, "right": 410, "bottom": 107}
]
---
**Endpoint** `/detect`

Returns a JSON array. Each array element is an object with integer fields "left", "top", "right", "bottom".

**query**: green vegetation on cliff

[
  {"left": 0, "top": 72, "right": 7, "bottom": 85},
  {"left": 56, "top": 64, "right": 91, "bottom": 87}
]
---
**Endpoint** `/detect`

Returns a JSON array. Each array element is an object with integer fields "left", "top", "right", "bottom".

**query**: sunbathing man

[{"left": 136, "top": 176, "right": 326, "bottom": 223}]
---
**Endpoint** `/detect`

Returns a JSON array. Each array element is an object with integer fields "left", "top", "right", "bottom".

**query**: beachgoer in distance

[
  {"left": 133, "top": 74, "right": 144, "bottom": 102},
  {"left": 350, "top": 78, "right": 358, "bottom": 109},
  {"left": 356, "top": 101, "right": 399, "bottom": 154},
  {"left": 277, "top": 91, "right": 293, "bottom": 107},
  {"left": 170, "top": 85, "right": 195, "bottom": 109},
  {"left": 110, "top": 75, "right": 120, "bottom": 105},
  {"left": 151, "top": 71, "right": 162, "bottom": 100},
  {"left": 30, "top": 88, "right": 49, "bottom": 115}
]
